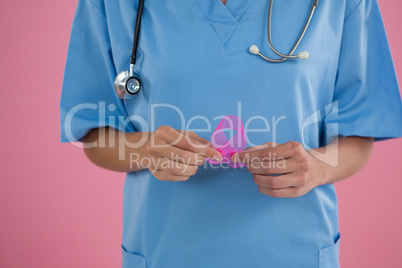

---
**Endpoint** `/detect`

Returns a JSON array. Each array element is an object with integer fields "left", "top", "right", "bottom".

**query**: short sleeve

[
  {"left": 60, "top": 0, "right": 135, "bottom": 143},
  {"left": 324, "top": 0, "right": 402, "bottom": 142}
]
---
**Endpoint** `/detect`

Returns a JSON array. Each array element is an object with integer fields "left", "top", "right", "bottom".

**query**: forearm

[
  {"left": 311, "top": 136, "right": 374, "bottom": 185},
  {"left": 82, "top": 126, "right": 220, "bottom": 180},
  {"left": 82, "top": 127, "right": 150, "bottom": 173}
]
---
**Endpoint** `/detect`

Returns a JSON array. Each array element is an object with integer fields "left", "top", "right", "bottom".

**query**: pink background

[{"left": 0, "top": 0, "right": 401, "bottom": 267}]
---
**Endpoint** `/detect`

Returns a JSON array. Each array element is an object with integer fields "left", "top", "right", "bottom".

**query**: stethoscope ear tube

[{"left": 249, "top": 0, "right": 318, "bottom": 63}]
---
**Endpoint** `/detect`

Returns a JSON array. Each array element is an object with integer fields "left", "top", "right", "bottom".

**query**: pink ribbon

[{"left": 206, "top": 115, "right": 247, "bottom": 168}]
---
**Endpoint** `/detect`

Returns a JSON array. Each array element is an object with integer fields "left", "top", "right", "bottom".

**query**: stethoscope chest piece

[{"left": 114, "top": 70, "right": 142, "bottom": 100}]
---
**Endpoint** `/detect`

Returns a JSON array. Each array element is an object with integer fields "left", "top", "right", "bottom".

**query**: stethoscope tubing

[
  {"left": 130, "top": 0, "right": 145, "bottom": 74},
  {"left": 115, "top": 0, "right": 320, "bottom": 100},
  {"left": 256, "top": 0, "right": 319, "bottom": 63}
]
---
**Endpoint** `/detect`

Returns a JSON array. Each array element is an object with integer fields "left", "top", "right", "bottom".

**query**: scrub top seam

[
  {"left": 233, "top": 0, "right": 256, "bottom": 22},
  {"left": 344, "top": 0, "right": 363, "bottom": 22},
  {"left": 88, "top": 0, "right": 106, "bottom": 18},
  {"left": 90, "top": 0, "right": 134, "bottom": 131}
]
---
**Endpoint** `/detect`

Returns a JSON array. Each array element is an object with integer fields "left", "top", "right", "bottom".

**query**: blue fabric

[
  {"left": 60, "top": 0, "right": 402, "bottom": 267},
  {"left": 122, "top": 245, "right": 146, "bottom": 268}
]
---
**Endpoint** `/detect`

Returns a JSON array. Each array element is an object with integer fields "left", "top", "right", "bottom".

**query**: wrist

[
  {"left": 124, "top": 132, "right": 153, "bottom": 170},
  {"left": 309, "top": 148, "right": 331, "bottom": 186}
]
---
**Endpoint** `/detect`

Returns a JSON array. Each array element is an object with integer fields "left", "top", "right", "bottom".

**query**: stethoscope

[
  {"left": 114, "top": 0, "right": 319, "bottom": 100},
  {"left": 114, "top": 0, "right": 145, "bottom": 100}
]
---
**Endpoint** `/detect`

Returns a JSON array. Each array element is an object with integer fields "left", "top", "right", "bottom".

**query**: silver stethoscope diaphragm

[{"left": 114, "top": 67, "right": 142, "bottom": 100}]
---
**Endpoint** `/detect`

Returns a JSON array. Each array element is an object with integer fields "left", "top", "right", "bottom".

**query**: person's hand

[
  {"left": 144, "top": 126, "right": 222, "bottom": 181},
  {"left": 231, "top": 141, "right": 324, "bottom": 198}
]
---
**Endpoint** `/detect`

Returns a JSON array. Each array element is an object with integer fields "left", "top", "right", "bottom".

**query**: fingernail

[{"left": 231, "top": 153, "right": 238, "bottom": 162}]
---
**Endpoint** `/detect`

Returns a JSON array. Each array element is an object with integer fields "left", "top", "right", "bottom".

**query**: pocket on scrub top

[
  {"left": 319, "top": 234, "right": 341, "bottom": 268},
  {"left": 122, "top": 245, "right": 146, "bottom": 268}
]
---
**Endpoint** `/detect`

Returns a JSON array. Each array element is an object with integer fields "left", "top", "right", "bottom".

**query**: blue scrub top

[{"left": 60, "top": 0, "right": 402, "bottom": 267}]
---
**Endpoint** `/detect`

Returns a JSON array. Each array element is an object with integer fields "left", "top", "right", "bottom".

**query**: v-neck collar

[{"left": 192, "top": 0, "right": 255, "bottom": 46}]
